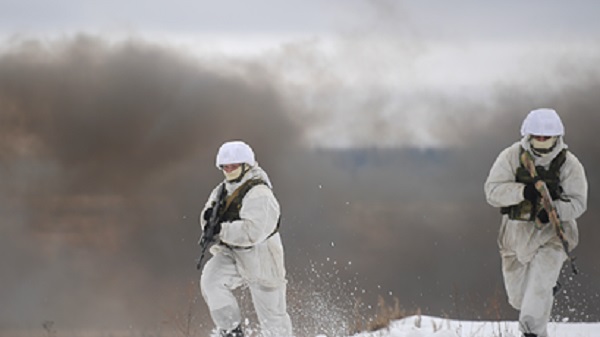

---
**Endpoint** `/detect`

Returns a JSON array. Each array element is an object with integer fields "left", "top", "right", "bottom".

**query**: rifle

[
  {"left": 520, "top": 150, "right": 578, "bottom": 275},
  {"left": 196, "top": 183, "right": 227, "bottom": 270}
]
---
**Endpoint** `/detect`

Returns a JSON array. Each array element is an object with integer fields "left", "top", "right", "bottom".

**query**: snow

[
  {"left": 348, "top": 315, "right": 600, "bottom": 337},
  {"left": 287, "top": 259, "right": 600, "bottom": 337}
]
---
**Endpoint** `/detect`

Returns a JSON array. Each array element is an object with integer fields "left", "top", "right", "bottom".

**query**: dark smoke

[
  {"left": 1, "top": 34, "right": 599, "bottom": 337},
  {"left": 0, "top": 35, "right": 303, "bottom": 331}
]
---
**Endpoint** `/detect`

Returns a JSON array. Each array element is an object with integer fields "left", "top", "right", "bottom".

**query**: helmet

[
  {"left": 215, "top": 141, "right": 256, "bottom": 168},
  {"left": 520, "top": 108, "right": 565, "bottom": 137}
]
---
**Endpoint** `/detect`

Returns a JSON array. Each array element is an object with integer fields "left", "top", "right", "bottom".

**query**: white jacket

[
  {"left": 201, "top": 164, "right": 286, "bottom": 287},
  {"left": 484, "top": 137, "right": 588, "bottom": 263}
]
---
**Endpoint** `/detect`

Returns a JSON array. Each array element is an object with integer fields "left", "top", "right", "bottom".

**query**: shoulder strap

[
  {"left": 549, "top": 148, "right": 568, "bottom": 173},
  {"left": 222, "top": 179, "right": 268, "bottom": 214}
]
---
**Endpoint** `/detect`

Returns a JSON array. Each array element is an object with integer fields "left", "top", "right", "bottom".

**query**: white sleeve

[{"left": 484, "top": 145, "right": 526, "bottom": 208}]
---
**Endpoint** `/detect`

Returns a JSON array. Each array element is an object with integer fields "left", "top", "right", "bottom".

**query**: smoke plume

[{"left": 1, "top": 32, "right": 599, "bottom": 336}]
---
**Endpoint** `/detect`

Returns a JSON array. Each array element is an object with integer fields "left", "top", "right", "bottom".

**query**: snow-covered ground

[
  {"left": 5, "top": 315, "right": 600, "bottom": 337},
  {"left": 347, "top": 315, "right": 600, "bottom": 337}
]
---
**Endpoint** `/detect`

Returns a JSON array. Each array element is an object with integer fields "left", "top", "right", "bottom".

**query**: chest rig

[{"left": 500, "top": 147, "right": 567, "bottom": 221}]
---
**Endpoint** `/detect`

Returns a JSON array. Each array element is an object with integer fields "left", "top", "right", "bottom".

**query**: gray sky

[
  {"left": 1, "top": 0, "right": 600, "bottom": 335},
  {"left": 3, "top": 1, "right": 600, "bottom": 37},
  {"left": 4, "top": 0, "right": 600, "bottom": 100}
]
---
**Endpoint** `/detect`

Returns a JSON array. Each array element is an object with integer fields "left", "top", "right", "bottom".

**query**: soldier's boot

[
  {"left": 221, "top": 325, "right": 243, "bottom": 337},
  {"left": 553, "top": 281, "right": 562, "bottom": 296}
]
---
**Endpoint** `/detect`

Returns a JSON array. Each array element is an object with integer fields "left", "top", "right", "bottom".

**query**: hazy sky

[
  {"left": 4, "top": 1, "right": 600, "bottom": 69},
  {"left": 1, "top": 1, "right": 600, "bottom": 335},
  {"left": 3, "top": 1, "right": 600, "bottom": 37},
  {"left": 4, "top": 0, "right": 600, "bottom": 110}
]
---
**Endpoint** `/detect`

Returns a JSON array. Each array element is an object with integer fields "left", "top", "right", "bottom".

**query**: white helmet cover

[
  {"left": 215, "top": 141, "right": 256, "bottom": 168},
  {"left": 520, "top": 108, "right": 565, "bottom": 137}
]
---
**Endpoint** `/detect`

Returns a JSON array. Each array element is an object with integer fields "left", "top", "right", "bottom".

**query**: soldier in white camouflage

[
  {"left": 199, "top": 140, "right": 292, "bottom": 337},
  {"left": 484, "top": 108, "right": 588, "bottom": 337}
]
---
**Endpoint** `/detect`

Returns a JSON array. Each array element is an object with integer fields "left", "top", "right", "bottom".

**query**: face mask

[
  {"left": 530, "top": 136, "right": 557, "bottom": 154},
  {"left": 223, "top": 164, "right": 246, "bottom": 181}
]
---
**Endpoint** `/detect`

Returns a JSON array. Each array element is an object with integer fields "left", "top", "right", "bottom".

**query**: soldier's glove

[
  {"left": 202, "top": 207, "right": 222, "bottom": 234},
  {"left": 537, "top": 209, "right": 550, "bottom": 224},
  {"left": 203, "top": 207, "right": 213, "bottom": 222},
  {"left": 523, "top": 177, "right": 542, "bottom": 203}
]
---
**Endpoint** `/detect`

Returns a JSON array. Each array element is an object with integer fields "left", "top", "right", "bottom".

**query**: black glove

[
  {"left": 202, "top": 207, "right": 222, "bottom": 235},
  {"left": 537, "top": 209, "right": 549, "bottom": 224},
  {"left": 523, "top": 182, "right": 540, "bottom": 203},
  {"left": 203, "top": 207, "right": 213, "bottom": 222}
]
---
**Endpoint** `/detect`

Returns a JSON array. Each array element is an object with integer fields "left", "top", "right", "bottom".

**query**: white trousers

[
  {"left": 501, "top": 244, "right": 566, "bottom": 337},
  {"left": 200, "top": 252, "right": 293, "bottom": 337}
]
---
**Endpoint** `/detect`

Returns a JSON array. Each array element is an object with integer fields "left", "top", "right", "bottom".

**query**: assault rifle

[
  {"left": 196, "top": 183, "right": 227, "bottom": 270},
  {"left": 521, "top": 150, "right": 578, "bottom": 275}
]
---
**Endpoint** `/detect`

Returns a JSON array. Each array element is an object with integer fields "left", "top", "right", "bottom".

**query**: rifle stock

[
  {"left": 520, "top": 150, "right": 578, "bottom": 274},
  {"left": 196, "top": 183, "right": 227, "bottom": 270}
]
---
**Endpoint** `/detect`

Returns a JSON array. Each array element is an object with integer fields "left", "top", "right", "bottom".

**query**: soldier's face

[
  {"left": 222, "top": 163, "right": 242, "bottom": 173},
  {"left": 530, "top": 135, "right": 558, "bottom": 154},
  {"left": 221, "top": 163, "right": 245, "bottom": 181},
  {"left": 532, "top": 135, "right": 552, "bottom": 141}
]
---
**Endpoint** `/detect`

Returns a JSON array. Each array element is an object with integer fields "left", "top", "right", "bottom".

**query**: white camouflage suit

[
  {"left": 200, "top": 163, "right": 293, "bottom": 337},
  {"left": 484, "top": 136, "right": 587, "bottom": 337}
]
